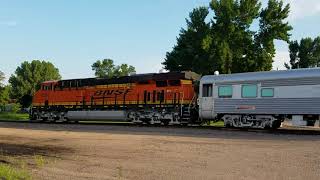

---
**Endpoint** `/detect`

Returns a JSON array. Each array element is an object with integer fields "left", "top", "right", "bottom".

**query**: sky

[{"left": 0, "top": 0, "right": 320, "bottom": 83}]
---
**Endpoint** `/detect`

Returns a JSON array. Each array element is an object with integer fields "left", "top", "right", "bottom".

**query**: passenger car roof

[{"left": 201, "top": 68, "right": 320, "bottom": 84}]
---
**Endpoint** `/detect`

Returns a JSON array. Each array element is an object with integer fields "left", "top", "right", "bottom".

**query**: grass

[
  {"left": 34, "top": 155, "right": 46, "bottom": 168},
  {"left": 0, "top": 112, "right": 29, "bottom": 121},
  {"left": 0, "top": 163, "right": 31, "bottom": 180},
  {"left": 80, "top": 121, "right": 130, "bottom": 124},
  {"left": 0, "top": 153, "right": 49, "bottom": 180},
  {"left": 203, "top": 120, "right": 225, "bottom": 127},
  {"left": 116, "top": 165, "right": 123, "bottom": 180}
]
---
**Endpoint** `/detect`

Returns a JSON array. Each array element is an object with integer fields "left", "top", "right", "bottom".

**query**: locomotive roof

[
  {"left": 201, "top": 68, "right": 320, "bottom": 84},
  {"left": 43, "top": 71, "right": 200, "bottom": 86}
]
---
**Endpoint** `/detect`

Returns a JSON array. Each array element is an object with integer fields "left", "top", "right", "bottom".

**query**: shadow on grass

[
  {"left": 0, "top": 142, "right": 73, "bottom": 180},
  {"left": 0, "top": 143, "right": 73, "bottom": 157}
]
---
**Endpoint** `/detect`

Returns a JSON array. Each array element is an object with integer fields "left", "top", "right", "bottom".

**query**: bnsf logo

[{"left": 94, "top": 89, "right": 132, "bottom": 96}]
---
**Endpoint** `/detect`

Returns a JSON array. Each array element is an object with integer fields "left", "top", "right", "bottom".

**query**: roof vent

[
  {"left": 214, "top": 71, "right": 220, "bottom": 76},
  {"left": 129, "top": 72, "right": 136, "bottom": 76},
  {"left": 159, "top": 69, "right": 167, "bottom": 73}
]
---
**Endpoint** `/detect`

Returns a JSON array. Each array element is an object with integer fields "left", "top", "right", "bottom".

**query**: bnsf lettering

[{"left": 94, "top": 89, "right": 132, "bottom": 96}]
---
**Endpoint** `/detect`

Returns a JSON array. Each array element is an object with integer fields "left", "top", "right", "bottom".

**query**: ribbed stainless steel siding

[
  {"left": 262, "top": 77, "right": 320, "bottom": 87},
  {"left": 215, "top": 77, "right": 320, "bottom": 87},
  {"left": 214, "top": 98, "right": 320, "bottom": 115},
  {"left": 216, "top": 81, "right": 259, "bottom": 86}
]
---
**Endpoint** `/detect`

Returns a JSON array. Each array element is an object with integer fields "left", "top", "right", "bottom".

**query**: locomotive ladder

[{"left": 180, "top": 95, "right": 197, "bottom": 124}]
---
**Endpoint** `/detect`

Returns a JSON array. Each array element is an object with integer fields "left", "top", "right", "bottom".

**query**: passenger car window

[
  {"left": 261, "top": 88, "right": 274, "bottom": 97},
  {"left": 218, "top": 86, "right": 232, "bottom": 98},
  {"left": 202, "top": 84, "right": 212, "bottom": 97},
  {"left": 242, "top": 84, "right": 257, "bottom": 98}
]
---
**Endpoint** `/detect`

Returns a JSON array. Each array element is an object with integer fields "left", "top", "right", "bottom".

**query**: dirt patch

[
  {"left": 0, "top": 123, "right": 319, "bottom": 180},
  {"left": 0, "top": 143, "right": 72, "bottom": 157}
]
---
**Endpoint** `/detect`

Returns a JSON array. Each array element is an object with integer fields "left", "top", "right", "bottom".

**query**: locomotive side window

[
  {"left": 261, "top": 88, "right": 274, "bottom": 97},
  {"left": 202, "top": 84, "right": 212, "bottom": 97},
  {"left": 242, "top": 84, "right": 257, "bottom": 98},
  {"left": 218, "top": 86, "right": 232, "bottom": 98}
]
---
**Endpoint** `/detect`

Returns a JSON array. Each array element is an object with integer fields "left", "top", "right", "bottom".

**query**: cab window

[
  {"left": 202, "top": 84, "right": 212, "bottom": 97},
  {"left": 42, "top": 84, "right": 52, "bottom": 91}
]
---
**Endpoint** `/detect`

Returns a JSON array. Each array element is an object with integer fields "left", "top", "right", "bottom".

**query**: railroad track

[{"left": 0, "top": 119, "right": 320, "bottom": 135}]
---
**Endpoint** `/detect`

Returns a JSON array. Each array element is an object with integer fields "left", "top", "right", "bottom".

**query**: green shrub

[
  {"left": 0, "top": 163, "right": 31, "bottom": 180},
  {"left": 11, "top": 103, "right": 21, "bottom": 113}
]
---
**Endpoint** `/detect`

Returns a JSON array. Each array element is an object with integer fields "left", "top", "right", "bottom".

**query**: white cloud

[
  {"left": 273, "top": 50, "right": 290, "bottom": 70},
  {"left": 0, "top": 20, "right": 17, "bottom": 27},
  {"left": 283, "top": 0, "right": 320, "bottom": 21}
]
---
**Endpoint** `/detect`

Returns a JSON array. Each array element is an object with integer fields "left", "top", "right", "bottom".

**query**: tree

[
  {"left": 0, "top": 86, "right": 10, "bottom": 111},
  {"left": 0, "top": 71, "right": 4, "bottom": 86},
  {"left": 0, "top": 71, "right": 10, "bottom": 111},
  {"left": 163, "top": 0, "right": 292, "bottom": 75},
  {"left": 92, "top": 59, "right": 136, "bottom": 78},
  {"left": 254, "top": 0, "right": 292, "bottom": 71},
  {"left": 162, "top": 7, "right": 212, "bottom": 75},
  {"left": 114, "top": 64, "right": 136, "bottom": 77},
  {"left": 285, "top": 36, "right": 320, "bottom": 69},
  {"left": 9, "top": 60, "right": 61, "bottom": 107}
]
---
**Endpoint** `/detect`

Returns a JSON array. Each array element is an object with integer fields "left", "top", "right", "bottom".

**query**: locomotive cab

[{"left": 33, "top": 81, "right": 58, "bottom": 107}]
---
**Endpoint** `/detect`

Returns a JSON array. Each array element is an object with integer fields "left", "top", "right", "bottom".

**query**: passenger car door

[{"left": 199, "top": 83, "right": 214, "bottom": 119}]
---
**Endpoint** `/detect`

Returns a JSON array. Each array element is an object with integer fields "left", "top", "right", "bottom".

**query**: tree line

[
  {"left": 1, "top": 0, "right": 319, "bottom": 110},
  {"left": 163, "top": 0, "right": 320, "bottom": 74},
  {"left": 163, "top": 0, "right": 293, "bottom": 74}
]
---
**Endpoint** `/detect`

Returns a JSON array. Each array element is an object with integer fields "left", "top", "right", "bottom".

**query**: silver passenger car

[{"left": 198, "top": 68, "right": 320, "bottom": 128}]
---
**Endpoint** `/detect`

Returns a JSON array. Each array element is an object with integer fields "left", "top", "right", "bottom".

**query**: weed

[
  {"left": 116, "top": 165, "right": 123, "bottom": 180},
  {"left": 34, "top": 155, "right": 46, "bottom": 168}
]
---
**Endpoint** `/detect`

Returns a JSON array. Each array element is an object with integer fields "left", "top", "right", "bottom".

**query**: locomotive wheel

[
  {"left": 30, "top": 113, "right": 38, "bottom": 121},
  {"left": 142, "top": 119, "right": 151, "bottom": 125},
  {"left": 181, "top": 123, "right": 189, "bottom": 126},
  {"left": 225, "top": 121, "right": 232, "bottom": 128},
  {"left": 271, "top": 120, "right": 281, "bottom": 129},
  {"left": 162, "top": 120, "right": 170, "bottom": 126}
]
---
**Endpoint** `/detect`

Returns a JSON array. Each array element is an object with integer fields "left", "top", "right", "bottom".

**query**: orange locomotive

[{"left": 31, "top": 72, "right": 200, "bottom": 125}]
